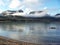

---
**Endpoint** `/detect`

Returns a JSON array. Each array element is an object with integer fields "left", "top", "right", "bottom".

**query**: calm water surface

[{"left": 0, "top": 21, "right": 60, "bottom": 44}]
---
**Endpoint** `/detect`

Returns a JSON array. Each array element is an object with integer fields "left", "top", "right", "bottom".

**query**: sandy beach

[{"left": 0, "top": 36, "right": 40, "bottom": 45}]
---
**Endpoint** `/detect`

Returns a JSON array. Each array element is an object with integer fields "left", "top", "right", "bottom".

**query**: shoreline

[{"left": 0, "top": 36, "right": 40, "bottom": 45}]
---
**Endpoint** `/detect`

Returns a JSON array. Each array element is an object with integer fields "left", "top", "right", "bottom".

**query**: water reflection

[{"left": 0, "top": 21, "right": 60, "bottom": 44}]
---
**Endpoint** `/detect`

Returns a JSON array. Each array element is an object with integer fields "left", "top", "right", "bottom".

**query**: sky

[{"left": 0, "top": 0, "right": 60, "bottom": 15}]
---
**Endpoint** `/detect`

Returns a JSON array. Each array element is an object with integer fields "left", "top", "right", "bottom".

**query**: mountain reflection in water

[{"left": 0, "top": 21, "right": 60, "bottom": 44}]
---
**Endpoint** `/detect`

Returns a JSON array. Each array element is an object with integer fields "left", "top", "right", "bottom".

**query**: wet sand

[{"left": 0, "top": 36, "right": 40, "bottom": 45}]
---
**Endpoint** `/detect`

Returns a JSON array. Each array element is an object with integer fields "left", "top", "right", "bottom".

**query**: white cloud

[
  {"left": 8, "top": 0, "right": 44, "bottom": 14},
  {"left": 0, "top": 9, "right": 3, "bottom": 13},
  {"left": 0, "top": 0, "right": 4, "bottom": 6},
  {"left": 43, "top": 7, "right": 48, "bottom": 10},
  {"left": 23, "top": 0, "right": 39, "bottom": 7},
  {"left": 19, "top": 0, "right": 40, "bottom": 13},
  {"left": 19, "top": 5, "right": 25, "bottom": 9},
  {"left": 24, "top": 8, "right": 34, "bottom": 14},
  {"left": 43, "top": 7, "right": 48, "bottom": 13},
  {"left": 9, "top": 0, "right": 43, "bottom": 10},
  {"left": 9, "top": 0, "right": 21, "bottom": 9},
  {"left": 18, "top": 0, "right": 44, "bottom": 14},
  {"left": 23, "top": 0, "right": 39, "bottom": 4}
]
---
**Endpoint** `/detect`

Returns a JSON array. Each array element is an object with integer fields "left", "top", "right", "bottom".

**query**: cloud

[
  {"left": 15, "top": 0, "right": 41, "bottom": 14},
  {"left": 24, "top": 8, "right": 34, "bottom": 14},
  {"left": 23, "top": 0, "right": 40, "bottom": 8},
  {"left": 43, "top": 7, "right": 48, "bottom": 12},
  {"left": 9, "top": 0, "right": 41, "bottom": 8},
  {"left": 0, "top": 9, "right": 3, "bottom": 13},
  {"left": 19, "top": 5, "right": 25, "bottom": 9},
  {"left": 23, "top": 0, "right": 39, "bottom": 4},
  {"left": 9, "top": 0, "right": 43, "bottom": 10},
  {"left": 8, "top": 0, "right": 44, "bottom": 14},
  {"left": 9, "top": 0, "right": 21, "bottom": 9},
  {"left": 19, "top": 0, "right": 42, "bottom": 14},
  {"left": 43, "top": 7, "right": 48, "bottom": 10},
  {"left": 0, "top": 0, "right": 4, "bottom": 6}
]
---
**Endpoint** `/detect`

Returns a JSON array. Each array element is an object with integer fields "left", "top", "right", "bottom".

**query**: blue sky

[{"left": 0, "top": 0, "right": 60, "bottom": 15}]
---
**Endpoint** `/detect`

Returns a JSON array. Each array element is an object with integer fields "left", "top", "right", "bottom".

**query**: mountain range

[{"left": 0, "top": 10, "right": 60, "bottom": 21}]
